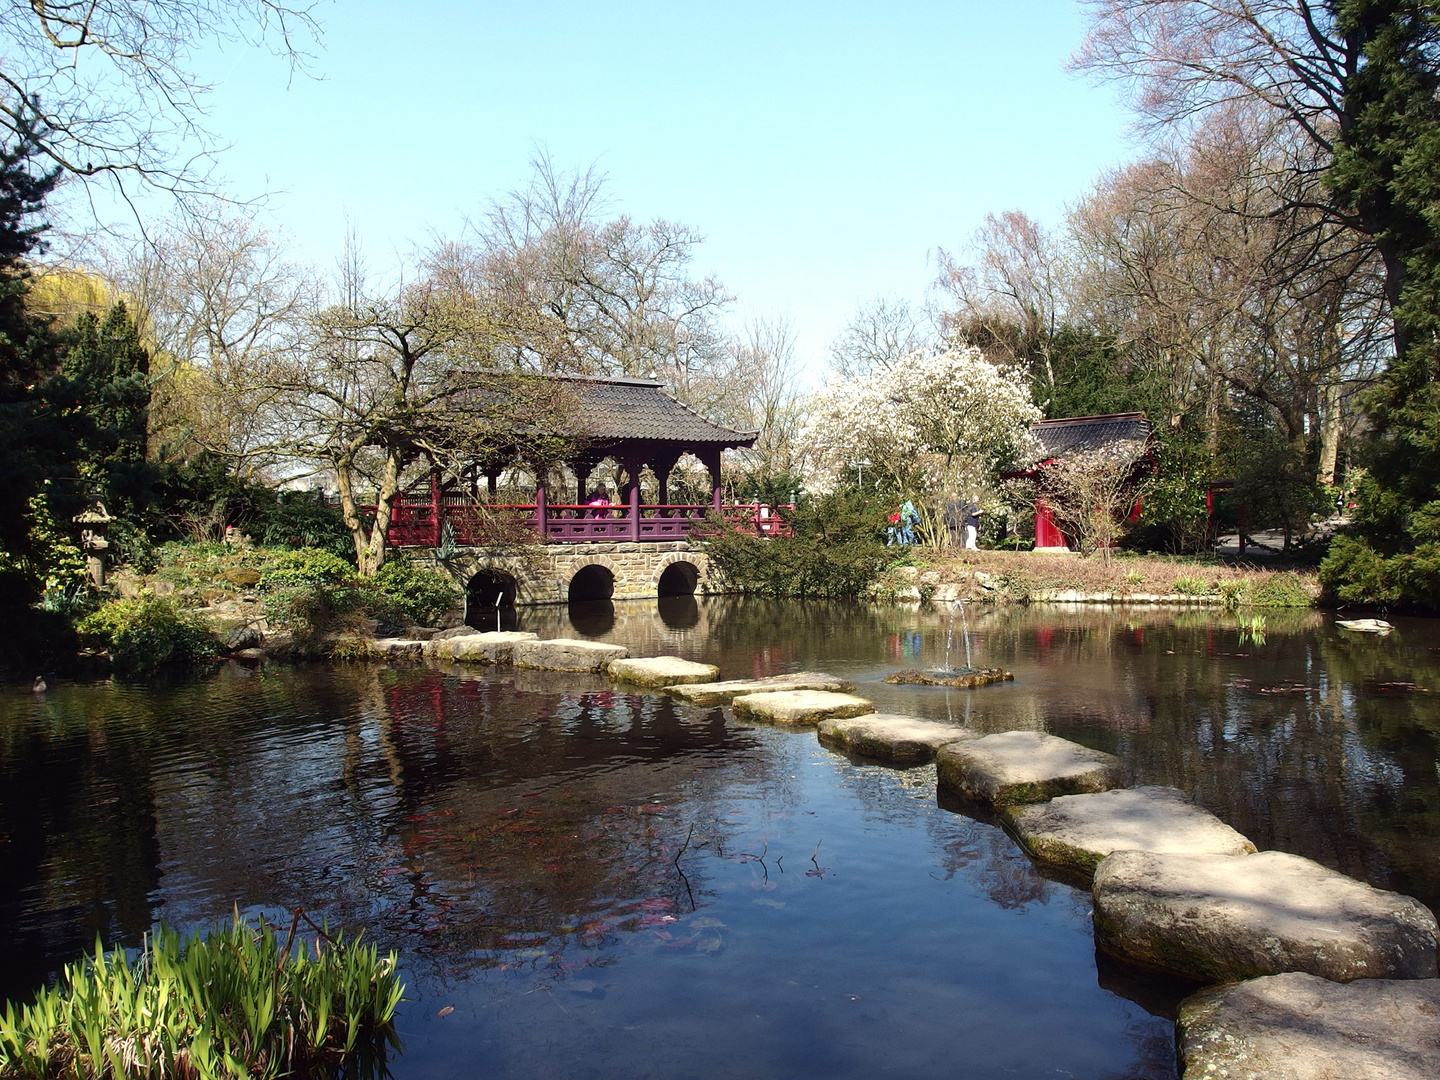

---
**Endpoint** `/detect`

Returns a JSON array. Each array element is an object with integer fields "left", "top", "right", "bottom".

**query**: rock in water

[
  {"left": 884, "top": 667, "right": 1013, "bottom": 688},
  {"left": 816, "top": 714, "right": 979, "bottom": 764},
  {"left": 1178, "top": 972, "right": 1440, "bottom": 1080},
  {"left": 225, "top": 624, "right": 263, "bottom": 651},
  {"left": 606, "top": 657, "right": 720, "bottom": 688},
  {"left": 511, "top": 638, "right": 629, "bottom": 672},
  {"left": 1009, "top": 786, "right": 1256, "bottom": 878},
  {"left": 1335, "top": 618, "right": 1393, "bottom": 634},
  {"left": 730, "top": 690, "right": 874, "bottom": 727},
  {"left": 666, "top": 673, "right": 856, "bottom": 706},
  {"left": 426, "top": 631, "right": 538, "bottom": 664},
  {"left": 1093, "top": 849, "right": 1439, "bottom": 983},
  {"left": 936, "top": 731, "right": 1123, "bottom": 807}
]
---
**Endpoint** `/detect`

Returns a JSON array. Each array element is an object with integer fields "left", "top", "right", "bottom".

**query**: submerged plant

[{"left": 0, "top": 912, "right": 404, "bottom": 1079}]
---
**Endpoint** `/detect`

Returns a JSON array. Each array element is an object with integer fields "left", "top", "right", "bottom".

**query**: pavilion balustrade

[{"left": 375, "top": 492, "right": 794, "bottom": 547}]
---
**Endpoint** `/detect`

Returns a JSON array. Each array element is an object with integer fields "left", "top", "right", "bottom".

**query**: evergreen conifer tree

[
  {"left": 0, "top": 122, "right": 62, "bottom": 596},
  {"left": 1321, "top": 1, "right": 1440, "bottom": 605}
]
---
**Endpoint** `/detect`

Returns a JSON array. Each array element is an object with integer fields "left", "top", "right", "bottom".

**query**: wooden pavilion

[
  {"left": 1008, "top": 412, "right": 1154, "bottom": 551},
  {"left": 384, "top": 375, "right": 780, "bottom": 546}
]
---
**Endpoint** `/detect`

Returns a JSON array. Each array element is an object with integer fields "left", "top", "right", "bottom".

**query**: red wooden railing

[{"left": 374, "top": 494, "right": 793, "bottom": 547}]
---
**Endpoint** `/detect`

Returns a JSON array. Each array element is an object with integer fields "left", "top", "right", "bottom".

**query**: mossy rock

[{"left": 222, "top": 567, "right": 262, "bottom": 588}]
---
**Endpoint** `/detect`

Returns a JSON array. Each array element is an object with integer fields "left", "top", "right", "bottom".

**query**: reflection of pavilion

[{"left": 383, "top": 376, "right": 791, "bottom": 546}]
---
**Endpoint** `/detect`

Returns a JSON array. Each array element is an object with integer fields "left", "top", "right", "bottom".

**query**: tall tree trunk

[
  {"left": 1317, "top": 380, "right": 1342, "bottom": 486},
  {"left": 335, "top": 450, "right": 402, "bottom": 576}
]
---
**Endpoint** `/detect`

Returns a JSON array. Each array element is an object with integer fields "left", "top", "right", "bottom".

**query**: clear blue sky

[{"left": 190, "top": 0, "right": 1133, "bottom": 377}]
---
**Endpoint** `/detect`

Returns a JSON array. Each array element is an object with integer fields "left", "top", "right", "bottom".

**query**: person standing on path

[{"left": 963, "top": 494, "right": 982, "bottom": 550}]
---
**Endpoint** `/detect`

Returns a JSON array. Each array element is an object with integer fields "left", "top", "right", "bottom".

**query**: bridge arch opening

[
  {"left": 568, "top": 564, "right": 615, "bottom": 603},
  {"left": 466, "top": 569, "right": 518, "bottom": 630},
  {"left": 656, "top": 560, "right": 699, "bottom": 597}
]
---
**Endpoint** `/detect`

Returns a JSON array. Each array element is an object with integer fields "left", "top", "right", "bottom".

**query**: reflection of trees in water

[
  {"left": 258, "top": 668, "right": 775, "bottom": 979},
  {"left": 0, "top": 691, "right": 161, "bottom": 1000}
]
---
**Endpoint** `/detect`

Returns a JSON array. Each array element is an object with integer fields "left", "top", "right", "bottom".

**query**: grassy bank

[{"left": 894, "top": 550, "right": 1318, "bottom": 607}]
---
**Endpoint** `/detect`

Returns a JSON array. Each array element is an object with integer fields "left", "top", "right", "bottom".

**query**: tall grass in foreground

[{"left": 0, "top": 913, "right": 403, "bottom": 1079}]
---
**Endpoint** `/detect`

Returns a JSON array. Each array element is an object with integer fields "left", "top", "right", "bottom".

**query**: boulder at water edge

[
  {"left": 667, "top": 673, "right": 856, "bottom": 706},
  {"left": 1177, "top": 971, "right": 1440, "bottom": 1080},
  {"left": 1092, "top": 849, "right": 1439, "bottom": 983},
  {"left": 606, "top": 656, "right": 721, "bottom": 688},
  {"left": 512, "top": 638, "right": 629, "bottom": 673},
  {"left": 1009, "top": 786, "right": 1256, "bottom": 878},
  {"left": 426, "top": 631, "right": 538, "bottom": 663},
  {"left": 935, "top": 731, "right": 1122, "bottom": 808},
  {"left": 817, "top": 714, "right": 979, "bottom": 764},
  {"left": 730, "top": 690, "right": 874, "bottom": 727},
  {"left": 368, "top": 638, "right": 426, "bottom": 658}
]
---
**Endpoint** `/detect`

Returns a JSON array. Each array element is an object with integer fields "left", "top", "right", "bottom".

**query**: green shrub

[
  {"left": 106, "top": 519, "right": 157, "bottom": 574},
  {"left": 1320, "top": 535, "right": 1440, "bottom": 609},
  {"left": 697, "top": 492, "right": 894, "bottom": 600},
  {"left": 1218, "top": 578, "right": 1247, "bottom": 610},
  {"left": 260, "top": 549, "right": 356, "bottom": 591},
  {"left": 0, "top": 915, "right": 402, "bottom": 1079},
  {"left": 77, "top": 596, "right": 219, "bottom": 676},
  {"left": 372, "top": 556, "right": 460, "bottom": 626},
  {"left": 259, "top": 490, "right": 356, "bottom": 561},
  {"left": 1171, "top": 575, "right": 1211, "bottom": 595},
  {"left": 1244, "top": 571, "right": 1315, "bottom": 608}
]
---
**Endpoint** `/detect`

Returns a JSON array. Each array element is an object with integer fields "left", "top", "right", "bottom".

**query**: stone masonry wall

[{"left": 416, "top": 541, "right": 710, "bottom": 606}]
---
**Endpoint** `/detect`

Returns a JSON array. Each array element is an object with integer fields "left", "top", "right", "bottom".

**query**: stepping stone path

[
  {"left": 817, "top": 714, "right": 979, "bottom": 764},
  {"left": 936, "top": 731, "right": 1122, "bottom": 808},
  {"left": 731, "top": 690, "right": 875, "bottom": 728},
  {"left": 1008, "top": 786, "right": 1256, "bottom": 878},
  {"left": 425, "top": 631, "right": 538, "bottom": 664},
  {"left": 1092, "top": 849, "right": 1439, "bottom": 984},
  {"left": 606, "top": 656, "right": 720, "bottom": 688},
  {"left": 667, "top": 672, "right": 856, "bottom": 706},
  {"left": 1178, "top": 972, "right": 1440, "bottom": 1080},
  {"left": 512, "top": 638, "right": 629, "bottom": 673}
]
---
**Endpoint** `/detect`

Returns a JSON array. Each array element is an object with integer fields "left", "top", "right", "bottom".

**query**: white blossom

[{"left": 802, "top": 345, "right": 1040, "bottom": 492}]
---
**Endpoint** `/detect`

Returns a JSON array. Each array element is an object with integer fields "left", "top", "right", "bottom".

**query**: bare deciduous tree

[
  {"left": 108, "top": 208, "right": 318, "bottom": 466},
  {"left": 258, "top": 239, "right": 577, "bottom": 575},
  {"left": 0, "top": 0, "right": 321, "bottom": 198},
  {"left": 729, "top": 313, "right": 808, "bottom": 487},
  {"left": 464, "top": 152, "right": 739, "bottom": 415},
  {"left": 934, "top": 211, "right": 1067, "bottom": 397},
  {"left": 827, "top": 294, "right": 929, "bottom": 378}
]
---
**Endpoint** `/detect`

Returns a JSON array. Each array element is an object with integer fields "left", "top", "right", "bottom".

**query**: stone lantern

[{"left": 74, "top": 503, "right": 113, "bottom": 586}]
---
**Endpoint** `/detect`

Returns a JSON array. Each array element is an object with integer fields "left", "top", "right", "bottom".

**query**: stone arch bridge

[{"left": 416, "top": 541, "right": 708, "bottom": 622}]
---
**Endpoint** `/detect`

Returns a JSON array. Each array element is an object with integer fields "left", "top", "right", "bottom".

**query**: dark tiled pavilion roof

[
  {"left": 1031, "top": 412, "right": 1152, "bottom": 459},
  {"left": 558, "top": 375, "right": 756, "bottom": 448}
]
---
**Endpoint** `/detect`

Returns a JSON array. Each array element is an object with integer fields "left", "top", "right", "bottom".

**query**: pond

[{"left": 2, "top": 599, "right": 1438, "bottom": 1079}]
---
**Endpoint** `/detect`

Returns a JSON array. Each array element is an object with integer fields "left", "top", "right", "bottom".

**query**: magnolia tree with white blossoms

[{"left": 803, "top": 346, "right": 1041, "bottom": 496}]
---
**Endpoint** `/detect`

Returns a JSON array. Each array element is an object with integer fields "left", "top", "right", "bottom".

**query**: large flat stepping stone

[
  {"left": 731, "top": 691, "right": 874, "bottom": 727},
  {"left": 368, "top": 637, "right": 425, "bottom": 658},
  {"left": 817, "top": 714, "right": 980, "bottom": 764},
  {"left": 606, "top": 656, "right": 720, "bottom": 688},
  {"left": 512, "top": 638, "right": 629, "bottom": 673},
  {"left": 936, "top": 730, "right": 1122, "bottom": 807},
  {"left": 426, "top": 631, "right": 538, "bottom": 663},
  {"left": 1009, "top": 786, "right": 1256, "bottom": 877},
  {"left": 1093, "top": 849, "right": 1439, "bottom": 984},
  {"left": 667, "top": 672, "right": 856, "bottom": 706},
  {"left": 1178, "top": 972, "right": 1440, "bottom": 1080}
]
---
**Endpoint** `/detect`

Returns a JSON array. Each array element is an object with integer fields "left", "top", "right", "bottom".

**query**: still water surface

[{"left": 3, "top": 599, "right": 1439, "bottom": 1078}]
